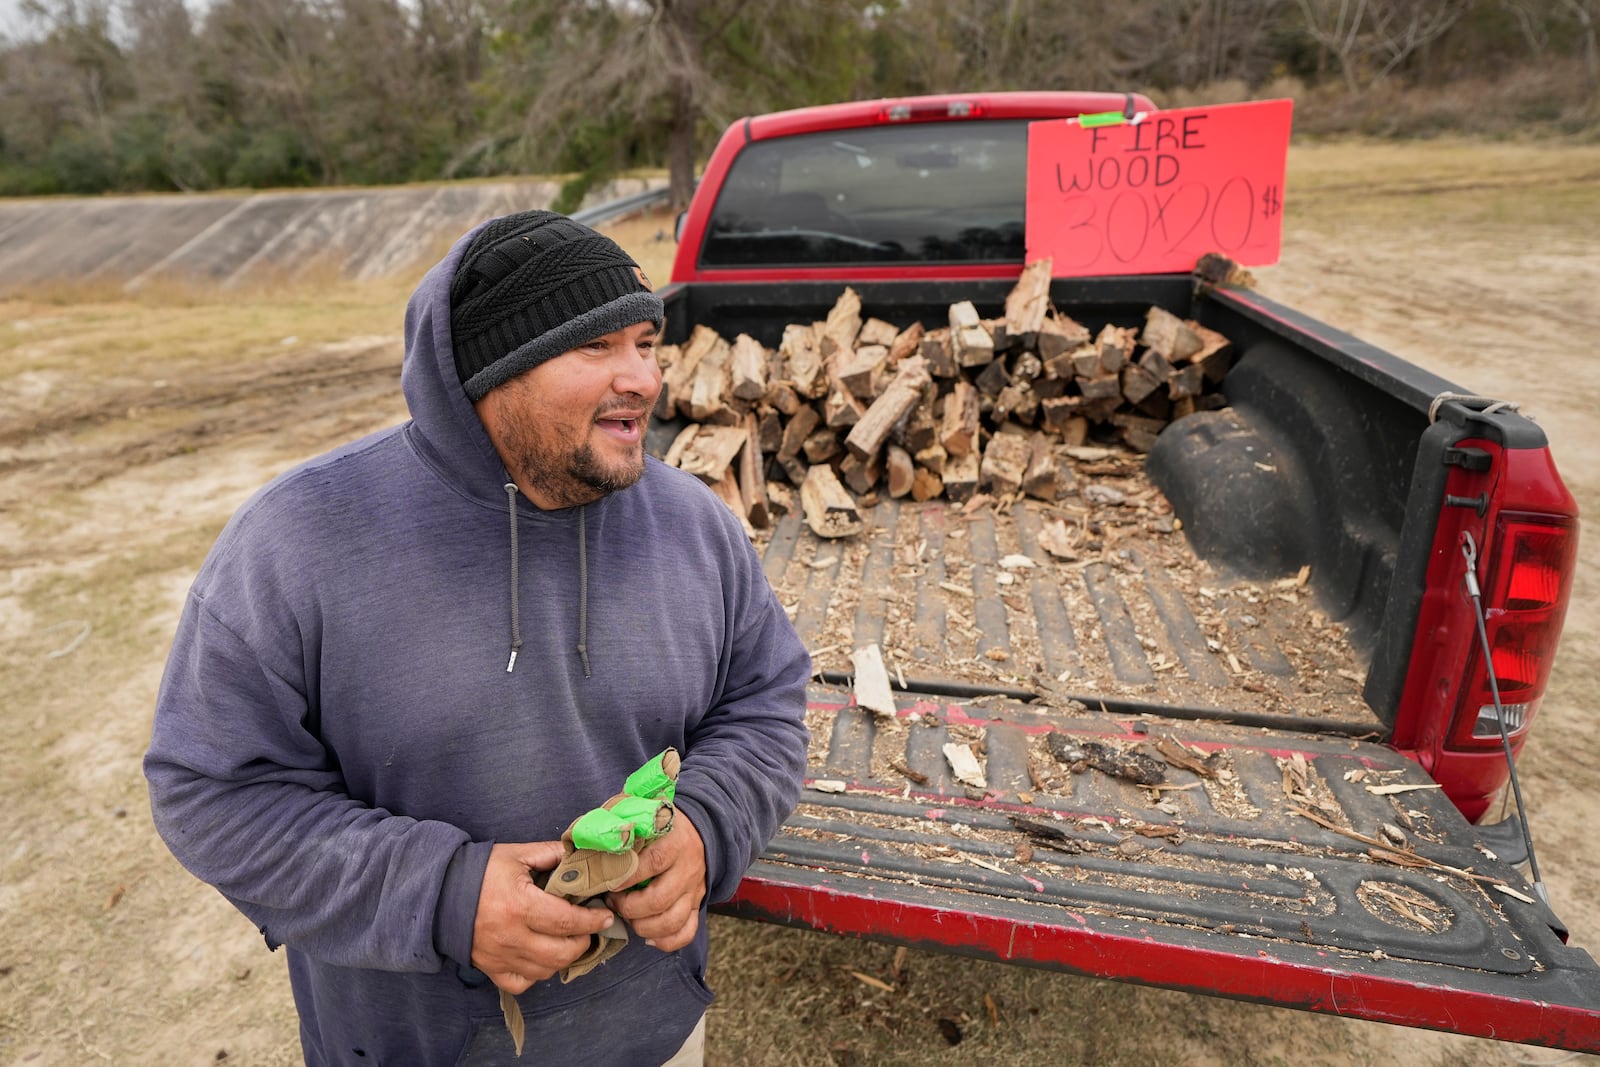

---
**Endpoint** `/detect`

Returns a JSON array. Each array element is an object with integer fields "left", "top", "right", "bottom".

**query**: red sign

[{"left": 1025, "top": 99, "right": 1293, "bottom": 277}]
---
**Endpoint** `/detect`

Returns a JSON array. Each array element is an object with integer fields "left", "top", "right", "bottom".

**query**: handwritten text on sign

[{"left": 1025, "top": 99, "right": 1294, "bottom": 277}]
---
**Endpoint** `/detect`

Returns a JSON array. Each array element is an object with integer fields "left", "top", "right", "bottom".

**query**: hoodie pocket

[{"left": 456, "top": 950, "right": 713, "bottom": 1066}]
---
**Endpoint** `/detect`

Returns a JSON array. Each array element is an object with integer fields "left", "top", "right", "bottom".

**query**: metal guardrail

[{"left": 570, "top": 184, "right": 672, "bottom": 228}]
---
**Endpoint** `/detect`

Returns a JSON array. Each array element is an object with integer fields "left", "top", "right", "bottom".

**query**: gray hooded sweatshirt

[{"left": 143, "top": 222, "right": 812, "bottom": 1065}]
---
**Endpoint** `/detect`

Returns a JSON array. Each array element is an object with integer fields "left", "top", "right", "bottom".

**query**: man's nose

[{"left": 612, "top": 343, "right": 663, "bottom": 396}]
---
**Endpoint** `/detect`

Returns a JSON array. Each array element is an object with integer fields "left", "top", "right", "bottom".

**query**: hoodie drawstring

[
  {"left": 504, "top": 483, "right": 522, "bottom": 673},
  {"left": 502, "top": 482, "right": 592, "bottom": 679},
  {"left": 577, "top": 506, "right": 592, "bottom": 678}
]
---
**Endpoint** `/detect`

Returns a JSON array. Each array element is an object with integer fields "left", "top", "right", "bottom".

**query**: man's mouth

[{"left": 596, "top": 413, "right": 643, "bottom": 438}]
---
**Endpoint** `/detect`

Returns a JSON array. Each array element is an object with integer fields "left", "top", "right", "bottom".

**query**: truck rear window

[{"left": 699, "top": 120, "right": 1029, "bottom": 268}]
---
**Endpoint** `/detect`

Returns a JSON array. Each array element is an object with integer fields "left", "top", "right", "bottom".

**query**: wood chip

[
  {"left": 943, "top": 742, "right": 987, "bottom": 789},
  {"left": 890, "top": 760, "right": 928, "bottom": 785},
  {"left": 850, "top": 970, "right": 895, "bottom": 993},
  {"left": 1492, "top": 883, "right": 1537, "bottom": 904},
  {"left": 1366, "top": 783, "right": 1443, "bottom": 796},
  {"left": 850, "top": 643, "right": 897, "bottom": 718},
  {"left": 1155, "top": 737, "right": 1217, "bottom": 779},
  {"left": 959, "top": 852, "right": 1008, "bottom": 875},
  {"left": 1037, "top": 518, "right": 1078, "bottom": 560}
]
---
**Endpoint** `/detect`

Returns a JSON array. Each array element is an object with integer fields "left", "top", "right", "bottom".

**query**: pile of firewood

[{"left": 654, "top": 259, "right": 1233, "bottom": 538}]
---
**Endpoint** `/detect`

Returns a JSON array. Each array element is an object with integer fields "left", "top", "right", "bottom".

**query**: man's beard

[{"left": 505, "top": 418, "right": 648, "bottom": 509}]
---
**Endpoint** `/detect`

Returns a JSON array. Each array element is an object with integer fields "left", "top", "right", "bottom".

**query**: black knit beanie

[{"left": 449, "top": 210, "right": 664, "bottom": 401}]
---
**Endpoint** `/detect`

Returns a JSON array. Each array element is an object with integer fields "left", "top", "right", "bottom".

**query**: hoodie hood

[
  {"left": 400, "top": 221, "right": 517, "bottom": 508},
  {"left": 397, "top": 222, "right": 613, "bottom": 677},
  {"left": 399, "top": 222, "right": 568, "bottom": 674}
]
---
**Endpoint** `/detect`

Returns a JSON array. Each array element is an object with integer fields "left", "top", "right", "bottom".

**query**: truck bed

[
  {"left": 757, "top": 446, "right": 1380, "bottom": 736},
  {"left": 650, "top": 274, "right": 1600, "bottom": 1050},
  {"left": 725, "top": 455, "right": 1600, "bottom": 1053}
]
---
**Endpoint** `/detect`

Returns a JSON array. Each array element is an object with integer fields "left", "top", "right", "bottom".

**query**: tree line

[{"left": 2, "top": 0, "right": 1595, "bottom": 206}]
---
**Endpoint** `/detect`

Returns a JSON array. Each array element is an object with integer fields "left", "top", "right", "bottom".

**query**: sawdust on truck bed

[{"left": 757, "top": 441, "right": 1377, "bottom": 729}]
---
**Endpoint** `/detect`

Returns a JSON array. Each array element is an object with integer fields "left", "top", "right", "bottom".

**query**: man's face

[{"left": 474, "top": 319, "right": 663, "bottom": 510}]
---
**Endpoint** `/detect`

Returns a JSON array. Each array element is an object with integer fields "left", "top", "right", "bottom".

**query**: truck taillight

[{"left": 1450, "top": 516, "right": 1577, "bottom": 750}]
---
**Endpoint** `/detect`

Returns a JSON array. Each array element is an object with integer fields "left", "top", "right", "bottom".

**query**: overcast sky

[{"left": 0, "top": 0, "right": 32, "bottom": 41}]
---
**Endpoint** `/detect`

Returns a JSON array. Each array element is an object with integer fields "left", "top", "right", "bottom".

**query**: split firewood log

[
  {"left": 820, "top": 287, "right": 862, "bottom": 360},
  {"left": 1036, "top": 312, "right": 1091, "bottom": 360},
  {"left": 677, "top": 424, "right": 748, "bottom": 483},
  {"left": 921, "top": 327, "right": 958, "bottom": 378},
  {"left": 1022, "top": 433, "right": 1060, "bottom": 501},
  {"left": 800, "top": 464, "right": 864, "bottom": 538},
  {"left": 888, "top": 321, "right": 925, "bottom": 366},
  {"left": 885, "top": 445, "right": 915, "bottom": 498},
  {"left": 981, "top": 432, "right": 1031, "bottom": 496},
  {"left": 944, "top": 450, "right": 980, "bottom": 503},
  {"left": 780, "top": 323, "right": 827, "bottom": 399},
  {"left": 837, "top": 344, "right": 889, "bottom": 400},
  {"left": 1187, "top": 320, "right": 1235, "bottom": 382},
  {"left": 663, "top": 325, "right": 722, "bottom": 418},
  {"left": 711, "top": 467, "right": 755, "bottom": 538},
  {"left": 1003, "top": 258, "right": 1053, "bottom": 346},
  {"left": 845, "top": 356, "right": 932, "bottom": 462},
  {"left": 1096, "top": 324, "right": 1136, "bottom": 374},
  {"left": 739, "top": 412, "right": 770, "bottom": 529},
  {"left": 777, "top": 404, "right": 821, "bottom": 463},
  {"left": 729, "top": 334, "right": 769, "bottom": 401},
  {"left": 686, "top": 333, "right": 733, "bottom": 422},
  {"left": 858, "top": 317, "right": 899, "bottom": 348},
  {"left": 940, "top": 380, "right": 980, "bottom": 457},
  {"left": 949, "top": 301, "right": 995, "bottom": 368},
  {"left": 1141, "top": 306, "right": 1204, "bottom": 362}
]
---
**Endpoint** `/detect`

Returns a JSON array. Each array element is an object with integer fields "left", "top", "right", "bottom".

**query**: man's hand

[
  {"left": 606, "top": 810, "right": 707, "bottom": 952},
  {"left": 471, "top": 841, "right": 618, "bottom": 994}
]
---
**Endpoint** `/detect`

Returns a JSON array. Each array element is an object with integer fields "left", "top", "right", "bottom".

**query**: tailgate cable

[{"left": 1461, "top": 531, "right": 1548, "bottom": 904}]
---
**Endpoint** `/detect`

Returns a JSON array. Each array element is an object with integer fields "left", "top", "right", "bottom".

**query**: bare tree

[
  {"left": 14, "top": 0, "right": 123, "bottom": 153},
  {"left": 203, "top": 0, "right": 344, "bottom": 183},
  {"left": 483, "top": 0, "right": 876, "bottom": 209},
  {"left": 1559, "top": 0, "right": 1599, "bottom": 94},
  {"left": 875, "top": 0, "right": 1291, "bottom": 97},
  {"left": 120, "top": 0, "right": 211, "bottom": 188},
  {"left": 1295, "top": 0, "right": 1474, "bottom": 91},
  {"left": 1499, "top": 0, "right": 1551, "bottom": 53}
]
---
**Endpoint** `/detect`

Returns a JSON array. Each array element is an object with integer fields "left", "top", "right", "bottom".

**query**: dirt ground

[{"left": 2, "top": 140, "right": 1598, "bottom": 1066}]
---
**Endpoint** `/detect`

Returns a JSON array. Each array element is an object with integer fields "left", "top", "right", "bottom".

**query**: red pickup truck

[{"left": 652, "top": 92, "right": 1597, "bottom": 1053}]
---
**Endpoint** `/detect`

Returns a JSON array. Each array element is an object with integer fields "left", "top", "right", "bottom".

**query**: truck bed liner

[{"left": 757, "top": 448, "right": 1379, "bottom": 733}]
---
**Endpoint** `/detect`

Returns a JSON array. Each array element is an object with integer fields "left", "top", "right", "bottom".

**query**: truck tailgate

[
  {"left": 719, "top": 684, "right": 1600, "bottom": 1052},
  {"left": 723, "top": 496, "right": 1600, "bottom": 1051}
]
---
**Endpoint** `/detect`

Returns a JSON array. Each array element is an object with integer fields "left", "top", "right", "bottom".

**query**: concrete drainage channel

[{"left": 0, "top": 177, "right": 668, "bottom": 292}]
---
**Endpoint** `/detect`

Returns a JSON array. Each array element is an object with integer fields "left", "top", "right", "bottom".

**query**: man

[{"left": 144, "top": 210, "right": 812, "bottom": 1065}]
